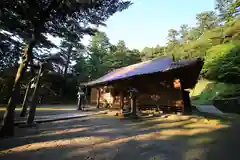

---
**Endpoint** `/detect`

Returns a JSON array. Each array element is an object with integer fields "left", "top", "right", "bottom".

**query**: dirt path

[{"left": 1, "top": 113, "right": 240, "bottom": 160}]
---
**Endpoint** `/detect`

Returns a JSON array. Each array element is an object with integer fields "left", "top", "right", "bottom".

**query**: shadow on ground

[{"left": 1, "top": 113, "right": 240, "bottom": 160}]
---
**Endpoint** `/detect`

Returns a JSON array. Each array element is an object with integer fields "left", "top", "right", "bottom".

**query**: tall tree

[
  {"left": 91, "top": 31, "right": 110, "bottom": 51},
  {"left": 73, "top": 54, "right": 89, "bottom": 82},
  {"left": 179, "top": 24, "right": 189, "bottom": 42},
  {"left": 196, "top": 11, "right": 218, "bottom": 33},
  {"left": 141, "top": 47, "right": 153, "bottom": 60},
  {"left": 26, "top": 54, "right": 65, "bottom": 124},
  {"left": 87, "top": 31, "right": 111, "bottom": 80},
  {"left": 107, "top": 40, "right": 141, "bottom": 69},
  {"left": 186, "top": 27, "right": 202, "bottom": 41},
  {"left": 58, "top": 40, "right": 84, "bottom": 77},
  {"left": 167, "top": 29, "right": 179, "bottom": 44},
  {"left": 215, "top": 0, "right": 240, "bottom": 22},
  {"left": 167, "top": 29, "right": 179, "bottom": 52},
  {"left": 0, "top": 0, "right": 131, "bottom": 137},
  {"left": 116, "top": 40, "right": 127, "bottom": 52}
]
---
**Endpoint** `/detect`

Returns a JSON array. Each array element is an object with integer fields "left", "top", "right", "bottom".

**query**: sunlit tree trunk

[
  {"left": 0, "top": 41, "right": 35, "bottom": 137},
  {"left": 27, "top": 64, "right": 43, "bottom": 124},
  {"left": 0, "top": 0, "right": 63, "bottom": 137},
  {"left": 20, "top": 81, "right": 32, "bottom": 117},
  {"left": 63, "top": 44, "right": 72, "bottom": 77},
  {"left": 77, "top": 96, "right": 83, "bottom": 110}
]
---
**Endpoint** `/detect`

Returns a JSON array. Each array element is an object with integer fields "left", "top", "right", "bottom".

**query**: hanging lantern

[{"left": 173, "top": 79, "right": 181, "bottom": 89}]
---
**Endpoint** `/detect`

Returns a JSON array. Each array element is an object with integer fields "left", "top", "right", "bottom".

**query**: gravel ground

[
  {"left": 0, "top": 105, "right": 78, "bottom": 120},
  {"left": 0, "top": 112, "right": 240, "bottom": 160},
  {"left": 0, "top": 105, "right": 99, "bottom": 122}
]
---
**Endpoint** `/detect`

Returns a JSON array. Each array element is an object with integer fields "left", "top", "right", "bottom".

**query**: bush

[
  {"left": 191, "top": 80, "right": 240, "bottom": 105},
  {"left": 202, "top": 41, "right": 240, "bottom": 84}
]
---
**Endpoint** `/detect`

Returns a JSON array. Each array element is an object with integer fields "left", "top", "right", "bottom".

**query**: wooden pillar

[
  {"left": 77, "top": 87, "right": 85, "bottom": 111},
  {"left": 86, "top": 87, "right": 91, "bottom": 104},
  {"left": 96, "top": 88, "right": 101, "bottom": 108},
  {"left": 179, "top": 79, "right": 192, "bottom": 113},
  {"left": 130, "top": 91, "right": 137, "bottom": 117},
  {"left": 120, "top": 91, "right": 124, "bottom": 114},
  {"left": 184, "top": 91, "right": 191, "bottom": 112},
  {"left": 83, "top": 87, "right": 89, "bottom": 110}
]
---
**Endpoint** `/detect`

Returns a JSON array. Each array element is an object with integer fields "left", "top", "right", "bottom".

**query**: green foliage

[
  {"left": 203, "top": 41, "right": 240, "bottom": 83},
  {"left": 0, "top": 0, "right": 132, "bottom": 48},
  {"left": 139, "top": 7, "right": 240, "bottom": 101},
  {"left": 83, "top": 32, "right": 142, "bottom": 80},
  {"left": 0, "top": 0, "right": 132, "bottom": 106},
  {"left": 223, "top": 20, "right": 240, "bottom": 41},
  {"left": 0, "top": 32, "right": 22, "bottom": 70},
  {"left": 167, "top": 29, "right": 179, "bottom": 48},
  {"left": 106, "top": 44, "right": 141, "bottom": 70},
  {"left": 215, "top": 0, "right": 240, "bottom": 22},
  {"left": 85, "top": 31, "right": 111, "bottom": 80},
  {"left": 191, "top": 80, "right": 240, "bottom": 104},
  {"left": 0, "top": 69, "right": 16, "bottom": 103},
  {"left": 186, "top": 27, "right": 202, "bottom": 41},
  {"left": 196, "top": 11, "right": 218, "bottom": 33},
  {"left": 179, "top": 24, "right": 190, "bottom": 42},
  {"left": 141, "top": 46, "right": 166, "bottom": 60}
]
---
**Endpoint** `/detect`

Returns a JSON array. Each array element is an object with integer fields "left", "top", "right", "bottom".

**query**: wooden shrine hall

[{"left": 81, "top": 56, "right": 204, "bottom": 115}]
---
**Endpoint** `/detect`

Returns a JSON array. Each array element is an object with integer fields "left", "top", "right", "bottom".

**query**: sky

[
  {"left": 82, "top": 0, "right": 216, "bottom": 50},
  {"left": 49, "top": 0, "right": 216, "bottom": 52}
]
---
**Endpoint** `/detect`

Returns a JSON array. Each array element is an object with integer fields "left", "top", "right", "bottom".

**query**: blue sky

[{"left": 82, "top": 0, "right": 216, "bottom": 50}]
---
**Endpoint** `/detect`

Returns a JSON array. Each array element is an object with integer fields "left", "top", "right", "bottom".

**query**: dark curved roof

[{"left": 81, "top": 56, "right": 203, "bottom": 87}]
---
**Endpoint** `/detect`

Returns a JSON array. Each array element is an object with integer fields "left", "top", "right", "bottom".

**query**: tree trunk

[
  {"left": 63, "top": 44, "right": 72, "bottom": 77},
  {"left": 0, "top": 42, "right": 35, "bottom": 137},
  {"left": 27, "top": 64, "right": 43, "bottom": 124},
  {"left": 77, "top": 96, "right": 82, "bottom": 110},
  {"left": 97, "top": 88, "right": 101, "bottom": 108},
  {"left": 20, "top": 81, "right": 32, "bottom": 117},
  {"left": 0, "top": 0, "right": 64, "bottom": 137}
]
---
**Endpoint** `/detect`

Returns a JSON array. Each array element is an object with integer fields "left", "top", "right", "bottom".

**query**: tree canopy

[{"left": 0, "top": 0, "right": 132, "bottom": 137}]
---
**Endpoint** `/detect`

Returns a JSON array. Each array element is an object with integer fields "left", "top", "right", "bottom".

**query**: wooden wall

[
  {"left": 90, "top": 88, "right": 98, "bottom": 104},
  {"left": 90, "top": 87, "right": 185, "bottom": 110},
  {"left": 136, "top": 89, "right": 182, "bottom": 107}
]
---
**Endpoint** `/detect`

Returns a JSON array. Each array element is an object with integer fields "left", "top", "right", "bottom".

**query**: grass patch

[{"left": 190, "top": 79, "right": 240, "bottom": 105}]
